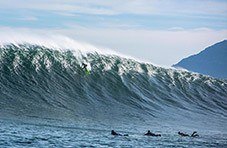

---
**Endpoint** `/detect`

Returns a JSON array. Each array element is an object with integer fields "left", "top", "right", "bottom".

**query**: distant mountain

[{"left": 173, "top": 40, "right": 227, "bottom": 79}]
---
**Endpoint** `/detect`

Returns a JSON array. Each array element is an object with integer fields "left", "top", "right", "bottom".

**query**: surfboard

[{"left": 85, "top": 69, "right": 90, "bottom": 75}]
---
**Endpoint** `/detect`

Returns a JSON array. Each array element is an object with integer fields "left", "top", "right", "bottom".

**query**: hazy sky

[{"left": 0, "top": 0, "right": 227, "bottom": 66}]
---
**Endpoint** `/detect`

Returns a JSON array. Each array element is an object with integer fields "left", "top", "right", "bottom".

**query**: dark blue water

[
  {"left": 1, "top": 119, "right": 227, "bottom": 147},
  {"left": 0, "top": 44, "right": 226, "bottom": 147}
]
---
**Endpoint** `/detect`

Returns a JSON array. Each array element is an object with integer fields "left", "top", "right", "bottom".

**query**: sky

[{"left": 0, "top": 0, "right": 227, "bottom": 66}]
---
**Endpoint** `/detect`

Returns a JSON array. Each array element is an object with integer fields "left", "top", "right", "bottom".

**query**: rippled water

[{"left": 1, "top": 120, "right": 227, "bottom": 148}]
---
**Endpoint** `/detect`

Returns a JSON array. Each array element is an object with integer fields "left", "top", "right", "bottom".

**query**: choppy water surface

[{"left": 1, "top": 120, "right": 227, "bottom": 148}]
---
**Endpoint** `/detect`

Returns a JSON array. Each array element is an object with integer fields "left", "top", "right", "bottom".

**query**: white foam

[
  {"left": 1, "top": 32, "right": 95, "bottom": 53},
  {"left": 0, "top": 28, "right": 121, "bottom": 59},
  {"left": 0, "top": 28, "right": 161, "bottom": 67}
]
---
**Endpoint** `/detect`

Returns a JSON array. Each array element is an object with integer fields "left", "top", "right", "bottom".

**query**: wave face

[{"left": 0, "top": 44, "right": 227, "bottom": 131}]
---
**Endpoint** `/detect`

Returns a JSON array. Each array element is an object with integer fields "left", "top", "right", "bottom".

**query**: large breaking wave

[{"left": 0, "top": 43, "right": 226, "bottom": 132}]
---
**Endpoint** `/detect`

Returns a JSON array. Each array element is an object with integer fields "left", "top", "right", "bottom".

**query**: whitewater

[{"left": 0, "top": 38, "right": 227, "bottom": 147}]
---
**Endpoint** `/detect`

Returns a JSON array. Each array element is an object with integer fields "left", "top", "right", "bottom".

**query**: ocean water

[
  {"left": 0, "top": 44, "right": 227, "bottom": 147},
  {"left": 1, "top": 120, "right": 227, "bottom": 148}
]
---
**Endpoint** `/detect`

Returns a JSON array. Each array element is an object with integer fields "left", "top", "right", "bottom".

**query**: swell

[{"left": 0, "top": 44, "right": 226, "bottom": 125}]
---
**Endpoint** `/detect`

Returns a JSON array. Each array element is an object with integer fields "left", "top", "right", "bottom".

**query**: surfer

[
  {"left": 111, "top": 130, "right": 121, "bottom": 136},
  {"left": 191, "top": 131, "right": 199, "bottom": 137},
  {"left": 111, "top": 130, "right": 128, "bottom": 136},
  {"left": 178, "top": 131, "right": 189, "bottom": 137},
  {"left": 144, "top": 130, "right": 161, "bottom": 136},
  {"left": 178, "top": 131, "right": 199, "bottom": 137},
  {"left": 81, "top": 62, "right": 90, "bottom": 75},
  {"left": 81, "top": 63, "right": 87, "bottom": 70}
]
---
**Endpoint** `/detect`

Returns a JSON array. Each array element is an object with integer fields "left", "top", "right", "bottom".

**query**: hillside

[{"left": 173, "top": 40, "right": 227, "bottom": 79}]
